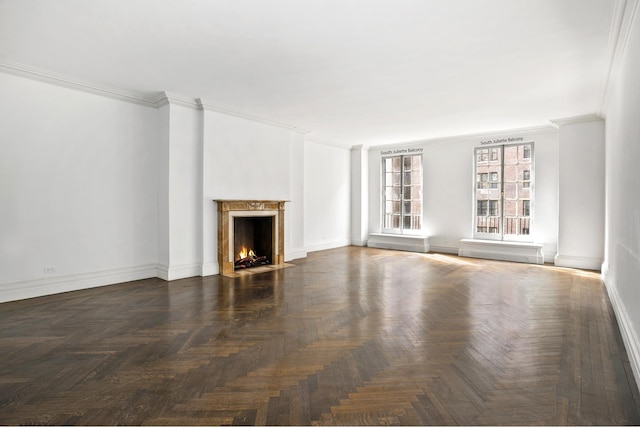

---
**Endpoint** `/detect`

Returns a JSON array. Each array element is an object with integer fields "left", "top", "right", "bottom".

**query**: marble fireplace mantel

[{"left": 214, "top": 200, "right": 287, "bottom": 277}]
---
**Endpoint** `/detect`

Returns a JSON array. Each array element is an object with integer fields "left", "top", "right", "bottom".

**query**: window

[
  {"left": 477, "top": 200, "right": 488, "bottom": 216},
  {"left": 477, "top": 149, "right": 489, "bottom": 162},
  {"left": 490, "top": 172, "right": 499, "bottom": 188},
  {"left": 473, "top": 142, "right": 534, "bottom": 241},
  {"left": 477, "top": 172, "right": 500, "bottom": 189},
  {"left": 477, "top": 173, "right": 488, "bottom": 189},
  {"left": 523, "top": 170, "right": 530, "bottom": 188},
  {"left": 489, "top": 200, "right": 499, "bottom": 216},
  {"left": 382, "top": 154, "right": 422, "bottom": 233}
]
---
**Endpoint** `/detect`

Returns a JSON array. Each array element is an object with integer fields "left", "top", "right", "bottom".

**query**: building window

[
  {"left": 473, "top": 142, "right": 534, "bottom": 241},
  {"left": 477, "top": 173, "right": 488, "bottom": 189},
  {"left": 477, "top": 200, "right": 488, "bottom": 216},
  {"left": 523, "top": 170, "right": 530, "bottom": 188},
  {"left": 382, "top": 154, "right": 422, "bottom": 233},
  {"left": 489, "top": 200, "right": 499, "bottom": 216},
  {"left": 476, "top": 149, "right": 488, "bottom": 162},
  {"left": 490, "top": 172, "right": 499, "bottom": 188}
]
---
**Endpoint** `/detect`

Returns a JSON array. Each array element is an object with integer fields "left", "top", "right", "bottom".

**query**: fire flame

[{"left": 238, "top": 246, "right": 256, "bottom": 259}]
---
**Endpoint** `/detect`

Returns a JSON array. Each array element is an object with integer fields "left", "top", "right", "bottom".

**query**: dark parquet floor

[{"left": 1, "top": 247, "right": 639, "bottom": 425}]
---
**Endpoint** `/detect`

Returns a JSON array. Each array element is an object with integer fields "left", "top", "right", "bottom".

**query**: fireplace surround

[{"left": 215, "top": 200, "right": 286, "bottom": 277}]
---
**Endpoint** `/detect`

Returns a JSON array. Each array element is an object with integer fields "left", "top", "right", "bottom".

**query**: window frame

[
  {"left": 472, "top": 142, "right": 534, "bottom": 242},
  {"left": 381, "top": 154, "right": 423, "bottom": 235}
]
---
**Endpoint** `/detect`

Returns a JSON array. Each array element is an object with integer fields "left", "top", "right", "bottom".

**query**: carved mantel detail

[{"left": 214, "top": 200, "right": 287, "bottom": 277}]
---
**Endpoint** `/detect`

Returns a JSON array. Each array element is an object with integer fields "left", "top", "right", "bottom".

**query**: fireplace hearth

[{"left": 215, "top": 200, "right": 286, "bottom": 277}]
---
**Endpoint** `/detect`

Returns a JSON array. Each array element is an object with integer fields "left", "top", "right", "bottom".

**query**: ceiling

[{"left": 0, "top": 0, "right": 616, "bottom": 147}]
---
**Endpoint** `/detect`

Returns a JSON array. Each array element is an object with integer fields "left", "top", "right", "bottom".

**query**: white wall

[
  {"left": 367, "top": 128, "right": 559, "bottom": 259},
  {"left": 157, "top": 104, "right": 171, "bottom": 270},
  {"left": 304, "top": 141, "right": 351, "bottom": 252},
  {"left": 603, "top": 3, "right": 640, "bottom": 392},
  {"left": 555, "top": 117, "right": 605, "bottom": 270},
  {"left": 0, "top": 71, "right": 349, "bottom": 300},
  {"left": 159, "top": 102, "right": 202, "bottom": 280},
  {"left": 351, "top": 145, "right": 369, "bottom": 247},
  {"left": 0, "top": 73, "right": 159, "bottom": 302},
  {"left": 201, "top": 109, "right": 298, "bottom": 274},
  {"left": 287, "top": 131, "right": 306, "bottom": 261}
]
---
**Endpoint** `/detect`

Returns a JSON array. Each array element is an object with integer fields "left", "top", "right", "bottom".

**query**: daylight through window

[
  {"left": 474, "top": 143, "right": 533, "bottom": 241},
  {"left": 382, "top": 154, "right": 423, "bottom": 233}
]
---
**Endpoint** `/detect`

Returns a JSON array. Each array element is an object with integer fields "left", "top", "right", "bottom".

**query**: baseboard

[
  {"left": 458, "top": 239, "right": 544, "bottom": 264},
  {"left": 350, "top": 239, "right": 368, "bottom": 247},
  {"left": 200, "top": 262, "right": 219, "bottom": 277},
  {"left": 0, "top": 264, "right": 158, "bottom": 303},
  {"left": 428, "top": 244, "right": 460, "bottom": 255},
  {"left": 285, "top": 249, "right": 308, "bottom": 261},
  {"left": 367, "top": 233, "right": 430, "bottom": 253},
  {"left": 554, "top": 254, "right": 603, "bottom": 271},
  {"left": 156, "top": 263, "right": 202, "bottom": 281},
  {"left": 305, "top": 240, "right": 351, "bottom": 253},
  {"left": 602, "top": 271, "right": 640, "bottom": 395},
  {"left": 543, "top": 250, "right": 557, "bottom": 264}
]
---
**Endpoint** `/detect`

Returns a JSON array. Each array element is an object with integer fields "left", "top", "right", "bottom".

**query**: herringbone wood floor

[{"left": 1, "top": 247, "right": 639, "bottom": 425}]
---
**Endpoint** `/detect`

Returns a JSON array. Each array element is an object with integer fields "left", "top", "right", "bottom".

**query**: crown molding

[
  {"left": 0, "top": 59, "right": 313, "bottom": 134},
  {"left": 0, "top": 58, "right": 157, "bottom": 107},
  {"left": 197, "top": 97, "right": 310, "bottom": 133},
  {"left": 368, "top": 122, "right": 558, "bottom": 150},
  {"left": 550, "top": 114, "right": 604, "bottom": 127},
  {"left": 597, "top": 0, "right": 639, "bottom": 116},
  {"left": 304, "top": 134, "right": 352, "bottom": 149},
  {"left": 152, "top": 92, "right": 200, "bottom": 109}
]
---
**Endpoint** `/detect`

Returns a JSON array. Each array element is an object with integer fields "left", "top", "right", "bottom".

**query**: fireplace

[
  {"left": 234, "top": 216, "right": 272, "bottom": 269},
  {"left": 215, "top": 200, "right": 286, "bottom": 277}
]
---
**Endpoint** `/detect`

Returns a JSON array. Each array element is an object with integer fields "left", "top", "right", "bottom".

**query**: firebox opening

[{"left": 233, "top": 216, "right": 273, "bottom": 270}]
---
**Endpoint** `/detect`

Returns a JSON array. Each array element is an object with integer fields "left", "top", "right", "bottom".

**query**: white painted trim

[
  {"left": 200, "top": 262, "right": 219, "bottom": 277},
  {"left": 367, "top": 233, "right": 430, "bottom": 253},
  {"left": 0, "top": 60, "right": 313, "bottom": 134},
  {"left": 543, "top": 250, "right": 557, "bottom": 264},
  {"left": 602, "top": 270, "right": 640, "bottom": 395},
  {"left": 305, "top": 240, "right": 351, "bottom": 253},
  {"left": 285, "top": 249, "right": 308, "bottom": 261},
  {"left": 458, "top": 239, "right": 544, "bottom": 264},
  {"left": 197, "top": 97, "right": 309, "bottom": 133},
  {"left": 0, "top": 264, "right": 158, "bottom": 304},
  {"left": 350, "top": 144, "right": 370, "bottom": 152},
  {"left": 598, "top": 0, "right": 640, "bottom": 116},
  {"left": 0, "top": 58, "right": 157, "bottom": 107},
  {"left": 350, "top": 239, "right": 368, "bottom": 247},
  {"left": 369, "top": 123, "right": 558, "bottom": 150},
  {"left": 153, "top": 91, "right": 200, "bottom": 109},
  {"left": 165, "top": 263, "right": 202, "bottom": 281},
  {"left": 156, "top": 264, "right": 170, "bottom": 281},
  {"left": 554, "top": 254, "right": 603, "bottom": 271},
  {"left": 305, "top": 135, "right": 352, "bottom": 149},
  {"left": 550, "top": 114, "right": 604, "bottom": 127},
  {"left": 428, "top": 244, "right": 460, "bottom": 255}
]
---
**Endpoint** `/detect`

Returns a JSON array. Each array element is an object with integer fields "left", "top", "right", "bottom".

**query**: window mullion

[{"left": 500, "top": 145, "right": 505, "bottom": 240}]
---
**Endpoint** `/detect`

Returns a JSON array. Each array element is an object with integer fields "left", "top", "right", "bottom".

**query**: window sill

[
  {"left": 367, "top": 233, "right": 430, "bottom": 253},
  {"left": 458, "top": 238, "right": 544, "bottom": 264}
]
